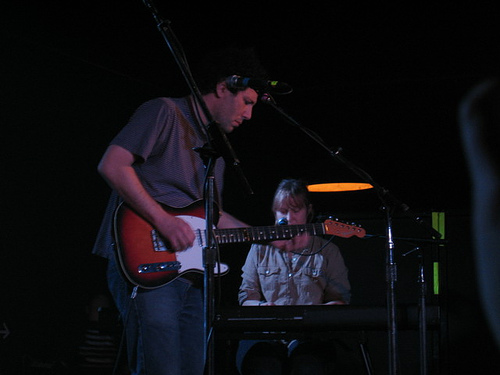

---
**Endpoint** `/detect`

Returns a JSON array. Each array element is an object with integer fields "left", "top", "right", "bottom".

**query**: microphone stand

[
  {"left": 401, "top": 244, "right": 435, "bottom": 375},
  {"left": 413, "top": 247, "right": 429, "bottom": 375},
  {"left": 141, "top": 2, "right": 252, "bottom": 374},
  {"left": 261, "top": 94, "right": 442, "bottom": 375}
]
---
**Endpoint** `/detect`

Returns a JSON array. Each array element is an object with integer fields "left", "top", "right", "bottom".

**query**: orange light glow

[{"left": 307, "top": 183, "right": 373, "bottom": 192}]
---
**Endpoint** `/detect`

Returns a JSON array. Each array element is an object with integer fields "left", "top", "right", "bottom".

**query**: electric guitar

[{"left": 113, "top": 201, "right": 366, "bottom": 288}]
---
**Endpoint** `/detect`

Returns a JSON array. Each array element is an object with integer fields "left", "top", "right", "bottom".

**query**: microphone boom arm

[
  {"left": 142, "top": 0, "right": 252, "bottom": 194},
  {"left": 261, "top": 94, "right": 441, "bottom": 238}
]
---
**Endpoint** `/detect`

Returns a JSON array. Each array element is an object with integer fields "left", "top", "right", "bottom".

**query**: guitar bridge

[{"left": 138, "top": 262, "right": 181, "bottom": 274}]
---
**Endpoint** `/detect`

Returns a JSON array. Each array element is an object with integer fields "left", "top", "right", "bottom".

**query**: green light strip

[
  {"left": 432, "top": 212, "right": 445, "bottom": 295},
  {"left": 433, "top": 262, "right": 440, "bottom": 295},
  {"left": 432, "top": 212, "right": 446, "bottom": 239}
]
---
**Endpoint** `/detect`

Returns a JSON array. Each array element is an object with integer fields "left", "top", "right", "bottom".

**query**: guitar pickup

[
  {"left": 151, "top": 229, "right": 169, "bottom": 252},
  {"left": 138, "top": 262, "right": 181, "bottom": 274}
]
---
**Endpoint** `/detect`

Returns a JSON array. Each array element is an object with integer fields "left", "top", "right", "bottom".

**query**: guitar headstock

[{"left": 323, "top": 219, "right": 366, "bottom": 238}]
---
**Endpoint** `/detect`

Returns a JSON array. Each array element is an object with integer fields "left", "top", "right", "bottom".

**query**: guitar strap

[{"left": 188, "top": 95, "right": 224, "bottom": 211}]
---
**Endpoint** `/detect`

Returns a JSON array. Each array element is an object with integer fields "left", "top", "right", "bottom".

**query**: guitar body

[{"left": 113, "top": 201, "right": 228, "bottom": 289}]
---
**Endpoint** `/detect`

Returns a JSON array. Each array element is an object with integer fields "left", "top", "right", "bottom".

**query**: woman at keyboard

[{"left": 237, "top": 178, "right": 351, "bottom": 375}]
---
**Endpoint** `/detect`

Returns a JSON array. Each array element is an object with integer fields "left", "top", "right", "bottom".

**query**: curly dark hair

[{"left": 193, "top": 46, "right": 269, "bottom": 94}]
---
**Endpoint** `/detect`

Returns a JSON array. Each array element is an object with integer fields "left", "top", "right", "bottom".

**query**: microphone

[
  {"left": 225, "top": 75, "right": 293, "bottom": 95},
  {"left": 277, "top": 218, "right": 288, "bottom": 225}
]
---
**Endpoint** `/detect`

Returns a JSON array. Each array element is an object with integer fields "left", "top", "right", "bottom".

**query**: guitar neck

[{"left": 213, "top": 223, "right": 325, "bottom": 245}]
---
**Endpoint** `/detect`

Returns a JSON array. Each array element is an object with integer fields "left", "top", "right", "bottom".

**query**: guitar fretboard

[{"left": 212, "top": 223, "right": 326, "bottom": 244}]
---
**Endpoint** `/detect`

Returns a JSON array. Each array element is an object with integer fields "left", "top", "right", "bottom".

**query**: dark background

[{"left": 2, "top": 2, "right": 500, "bottom": 374}]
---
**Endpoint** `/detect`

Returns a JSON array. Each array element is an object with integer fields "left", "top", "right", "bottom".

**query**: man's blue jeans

[{"left": 107, "top": 258, "right": 205, "bottom": 375}]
